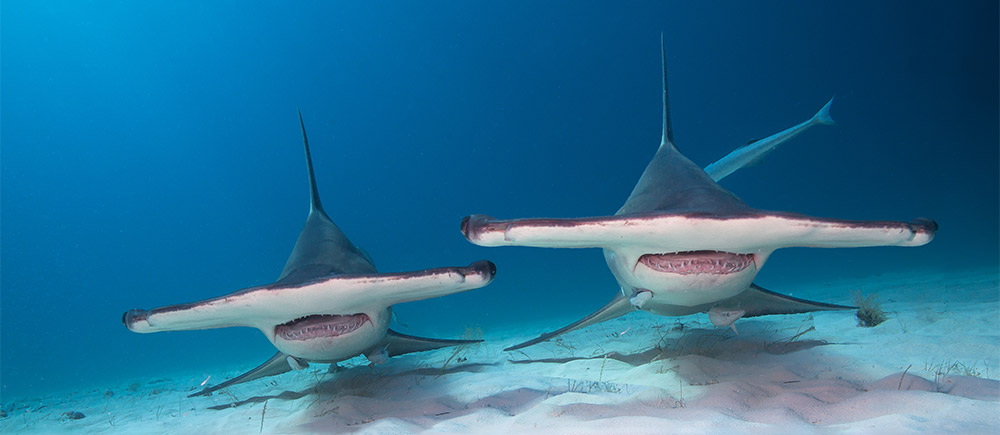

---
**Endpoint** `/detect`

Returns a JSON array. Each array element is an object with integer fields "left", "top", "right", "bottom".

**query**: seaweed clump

[
  {"left": 440, "top": 325, "right": 484, "bottom": 371},
  {"left": 852, "top": 290, "right": 887, "bottom": 327}
]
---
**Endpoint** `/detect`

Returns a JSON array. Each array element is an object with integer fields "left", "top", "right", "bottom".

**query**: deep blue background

[{"left": 2, "top": 1, "right": 997, "bottom": 398}]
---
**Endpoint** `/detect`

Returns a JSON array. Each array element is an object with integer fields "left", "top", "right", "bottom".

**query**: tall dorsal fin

[
  {"left": 659, "top": 33, "right": 674, "bottom": 149},
  {"left": 298, "top": 108, "right": 326, "bottom": 218},
  {"left": 616, "top": 36, "right": 750, "bottom": 216},
  {"left": 276, "top": 111, "right": 377, "bottom": 284}
]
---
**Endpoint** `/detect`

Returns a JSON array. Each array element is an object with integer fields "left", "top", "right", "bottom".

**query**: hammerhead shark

[
  {"left": 124, "top": 112, "right": 496, "bottom": 396},
  {"left": 461, "top": 41, "right": 936, "bottom": 351}
]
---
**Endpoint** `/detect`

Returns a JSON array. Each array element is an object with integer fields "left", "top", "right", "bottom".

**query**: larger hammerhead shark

[
  {"left": 461, "top": 40, "right": 935, "bottom": 351},
  {"left": 124, "top": 112, "right": 496, "bottom": 396}
]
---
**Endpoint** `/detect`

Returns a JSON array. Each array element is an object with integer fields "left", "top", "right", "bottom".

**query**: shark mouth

[
  {"left": 638, "top": 251, "right": 755, "bottom": 275},
  {"left": 275, "top": 314, "right": 371, "bottom": 341}
]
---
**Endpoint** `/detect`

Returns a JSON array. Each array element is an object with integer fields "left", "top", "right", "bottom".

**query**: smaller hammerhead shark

[{"left": 124, "top": 111, "right": 495, "bottom": 396}]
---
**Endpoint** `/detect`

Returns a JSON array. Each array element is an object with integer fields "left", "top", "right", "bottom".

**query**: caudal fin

[{"left": 812, "top": 97, "right": 836, "bottom": 126}]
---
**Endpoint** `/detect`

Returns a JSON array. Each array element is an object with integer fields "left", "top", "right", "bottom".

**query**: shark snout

[
  {"left": 465, "top": 260, "right": 497, "bottom": 283},
  {"left": 901, "top": 218, "right": 938, "bottom": 245},
  {"left": 460, "top": 215, "right": 471, "bottom": 237},
  {"left": 122, "top": 309, "right": 149, "bottom": 331},
  {"left": 461, "top": 215, "right": 496, "bottom": 244},
  {"left": 911, "top": 218, "right": 938, "bottom": 235}
]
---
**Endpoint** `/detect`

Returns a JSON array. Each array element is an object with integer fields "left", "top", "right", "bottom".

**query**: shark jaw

[
  {"left": 268, "top": 308, "right": 391, "bottom": 362},
  {"left": 636, "top": 251, "right": 756, "bottom": 275},
  {"left": 275, "top": 314, "right": 372, "bottom": 341},
  {"left": 605, "top": 248, "right": 771, "bottom": 307}
]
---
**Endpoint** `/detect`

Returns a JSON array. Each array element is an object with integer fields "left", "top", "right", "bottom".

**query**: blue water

[{"left": 1, "top": 1, "right": 996, "bottom": 400}]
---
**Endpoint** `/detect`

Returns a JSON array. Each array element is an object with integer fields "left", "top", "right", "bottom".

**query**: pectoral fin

[
  {"left": 504, "top": 293, "right": 634, "bottom": 351},
  {"left": 713, "top": 283, "right": 855, "bottom": 318},
  {"left": 376, "top": 329, "right": 482, "bottom": 357},
  {"left": 188, "top": 352, "right": 302, "bottom": 398}
]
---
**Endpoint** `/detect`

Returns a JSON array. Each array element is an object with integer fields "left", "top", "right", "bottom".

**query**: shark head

[{"left": 123, "top": 259, "right": 496, "bottom": 357}]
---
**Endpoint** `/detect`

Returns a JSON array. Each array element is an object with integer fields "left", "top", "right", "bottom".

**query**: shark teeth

[
  {"left": 638, "top": 251, "right": 754, "bottom": 275},
  {"left": 275, "top": 314, "right": 371, "bottom": 341}
]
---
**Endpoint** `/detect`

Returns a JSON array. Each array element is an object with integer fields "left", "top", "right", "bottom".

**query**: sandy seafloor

[{"left": 3, "top": 268, "right": 997, "bottom": 434}]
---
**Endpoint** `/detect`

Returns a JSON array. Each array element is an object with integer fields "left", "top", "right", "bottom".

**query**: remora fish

[{"left": 705, "top": 98, "right": 835, "bottom": 181}]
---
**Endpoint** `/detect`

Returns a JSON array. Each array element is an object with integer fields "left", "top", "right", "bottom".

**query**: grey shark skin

[
  {"left": 705, "top": 97, "right": 836, "bottom": 182},
  {"left": 124, "top": 111, "right": 496, "bottom": 397},
  {"left": 461, "top": 39, "right": 936, "bottom": 351}
]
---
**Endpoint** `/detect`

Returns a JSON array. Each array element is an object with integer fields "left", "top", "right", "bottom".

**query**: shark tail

[{"left": 812, "top": 97, "right": 835, "bottom": 126}]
